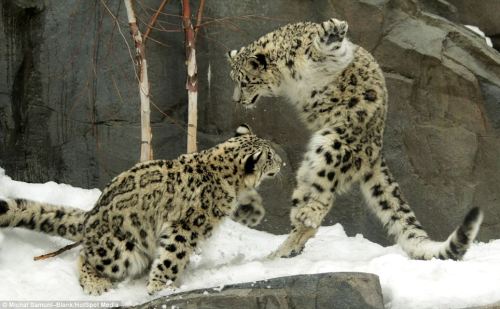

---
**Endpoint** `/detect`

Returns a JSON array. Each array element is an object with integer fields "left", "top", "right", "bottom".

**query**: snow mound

[
  {"left": 465, "top": 25, "right": 494, "bottom": 47},
  {"left": 0, "top": 168, "right": 499, "bottom": 309}
]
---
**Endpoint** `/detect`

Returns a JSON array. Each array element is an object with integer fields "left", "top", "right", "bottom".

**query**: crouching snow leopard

[
  {"left": 227, "top": 18, "right": 483, "bottom": 260},
  {"left": 0, "top": 125, "right": 281, "bottom": 295}
]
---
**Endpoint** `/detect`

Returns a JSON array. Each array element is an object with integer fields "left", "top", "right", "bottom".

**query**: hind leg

[
  {"left": 270, "top": 128, "right": 358, "bottom": 258},
  {"left": 78, "top": 254, "right": 113, "bottom": 295},
  {"left": 147, "top": 225, "right": 196, "bottom": 295}
]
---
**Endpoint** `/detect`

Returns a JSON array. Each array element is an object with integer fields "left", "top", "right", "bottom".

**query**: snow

[
  {"left": 1, "top": 168, "right": 500, "bottom": 309},
  {"left": 465, "top": 25, "right": 493, "bottom": 48}
]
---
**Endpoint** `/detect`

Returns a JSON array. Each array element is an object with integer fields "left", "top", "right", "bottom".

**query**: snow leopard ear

[
  {"left": 227, "top": 47, "right": 245, "bottom": 62},
  {"left": 247, "top": 53, "right": 268, "bottom": 71},
  {"left": 244, "top": 151, "right": 263, "bottom": 174},
  {"left": 227, "top": 49, "right": 238, "bottom": 60},
  {"left": 235, "top": 124, "right": 253, "bottom": 137}
]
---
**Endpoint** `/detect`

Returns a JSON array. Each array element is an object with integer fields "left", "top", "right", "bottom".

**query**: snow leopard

[
  {"left": 227, "top": 18, "right": 483, "bottom": 260},
  {"left": 0, "top": 125, "right": 282, "bottom": 295}
]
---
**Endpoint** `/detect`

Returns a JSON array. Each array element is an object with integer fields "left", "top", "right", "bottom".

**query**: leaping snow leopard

[{"left": 227, "top": 18, "right": 483, "bottom": 260}]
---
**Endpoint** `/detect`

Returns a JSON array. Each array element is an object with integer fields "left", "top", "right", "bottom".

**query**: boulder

[
  {"left": 463, "top": 300, "right": 500, "bottom": 309},
  {"left": 130, "top": 272, "right": 384, "bottom": 309}
]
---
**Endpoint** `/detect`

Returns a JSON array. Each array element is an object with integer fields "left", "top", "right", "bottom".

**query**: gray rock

[
  {"left": 1, "top": 0, "right": 499, "bottom": 245},
  {"left": 462, "top": 300, "right": 500, "bottom": 309},
  {"left": 128, "top": 272, "right": 384, "bottom": 309},
  {"left": 420, "top": 0, "right": 458, "bottom": 22}
]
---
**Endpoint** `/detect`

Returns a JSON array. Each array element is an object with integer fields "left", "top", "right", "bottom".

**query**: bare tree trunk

[
  {"left": 182, "top": 0, "right": 198, "bottom": 153},
  {"left": 124, "top": 0, "right": 153, "bottom": 161}
]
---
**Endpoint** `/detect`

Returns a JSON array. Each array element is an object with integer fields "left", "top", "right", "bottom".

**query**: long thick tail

[
  {"left": 360, "top": 157, "right": 483, "bottom": 260},
  {"left": 0, "top": 198, "right": 86, "bottom": 242}
]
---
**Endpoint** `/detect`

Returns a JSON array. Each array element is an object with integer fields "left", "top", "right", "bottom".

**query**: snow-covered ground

[
  {"left": 465, "top": 25, "right": 494, "bottom": 48},
  {"left": 1, "top": 168, "right": 499, "bottom": 309}
]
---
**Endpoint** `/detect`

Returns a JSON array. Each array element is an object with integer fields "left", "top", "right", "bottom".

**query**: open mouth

[
  {"left": 266, "top": 169, "right": 281, "bottom": 178},
  {"left": 250, "top": 94, "right": 259, "bottom": 104},
  {"left": 241, "top": 94, "right": 259, "bottom": 108},
  {"left": 240, "top": 94, "right": 259, "bottom": 109}
]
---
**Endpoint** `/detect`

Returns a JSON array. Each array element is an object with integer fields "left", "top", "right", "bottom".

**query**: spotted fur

[
  {"left": 0, "top": 125, "right": 281, "bottom": 295},
  {"left": 227, "top": 18, "right": 483, "bottom": 260}
]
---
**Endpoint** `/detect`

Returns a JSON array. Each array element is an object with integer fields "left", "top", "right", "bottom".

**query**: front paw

[
  {"left": 291, "top": 206, "right": 323, "bottom": 229},
  {"left": 81, "top": 277, "right": 112, "bottom": 296},
  {"left": 314, "top": 18, "right": 348, "bottom": 54},
  {"left": 268, "top": 244, "right": 304, "bottom": 259},
  {"left": 232, "top": 190, "right": 265, "bottom": 227},
  {"left": 320, "top": 18, "right": 348, "bottom": 45},
  {"left": 147, "top": 279, "right": 175, "bottom": 295},
  {"left": 232, "top": 202, "right": 265, "bottom": 227}
]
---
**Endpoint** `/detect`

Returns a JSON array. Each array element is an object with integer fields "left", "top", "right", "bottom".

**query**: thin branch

[
  {"left": 143, "top": 0, "right": 170, "bottom": 43},
  {"left": 100, "top": 0, "right": 139, "bottom": 81},
  {"left": 137, "top": 1, "right": 287, "bottom": 23},
  {"left": 146, "top": 34, "right": 171, "bottom": 48},
  {"left": 136, "top": 14, "right": 181, "bottom": 33},
  {"left": 197, "top": 31, "right": 230, "bottom": 50},
  {"left": 111, "top": 74, "right": 126, "bottom": 107},
  {"left": 149, "top": 98, "right": 190, "bottom": 134},
  {"left": 34, "top": 242, "right": 81, "bottom": 261},
  {"left": 194, "top": 0, "right": 205, "bottom": 40},
  {"left": 198, "top": 14, "right": 281, "bottom": 30}
]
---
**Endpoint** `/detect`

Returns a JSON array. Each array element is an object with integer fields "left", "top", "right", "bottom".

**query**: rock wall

[{"left": 1, "top": 0, "right": 499, "bottom": 245}]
